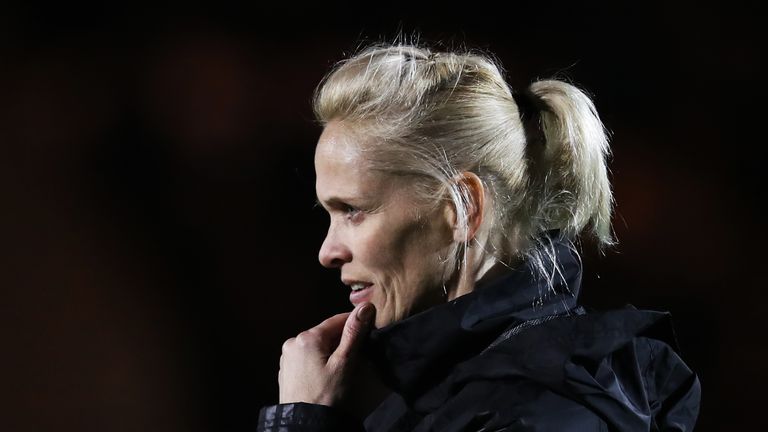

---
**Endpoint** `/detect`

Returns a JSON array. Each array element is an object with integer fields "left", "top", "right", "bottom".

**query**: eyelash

[{"left": 344, "top": 205, "right": 363, "bottom": 221}]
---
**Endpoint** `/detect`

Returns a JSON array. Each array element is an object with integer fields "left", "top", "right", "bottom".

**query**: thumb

[{"left": 331, "top": 302, "right": 376, "bottom": 363}]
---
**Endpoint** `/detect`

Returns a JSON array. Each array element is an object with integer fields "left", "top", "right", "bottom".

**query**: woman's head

[
  {"left": 315, "top": 121, "right": 459, "bottom": 327},
  {"left": 314, "top": 43, "right": 613, "bottom": 327}
]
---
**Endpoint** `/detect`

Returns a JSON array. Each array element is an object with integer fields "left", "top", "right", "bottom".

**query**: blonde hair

[{"left": 313, "top": 43, "right": 613, "bottom": 287}]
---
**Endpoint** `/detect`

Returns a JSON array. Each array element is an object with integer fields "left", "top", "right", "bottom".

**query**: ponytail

[{"left": 523, "top": 80, "right": 614, "bottom": 248}]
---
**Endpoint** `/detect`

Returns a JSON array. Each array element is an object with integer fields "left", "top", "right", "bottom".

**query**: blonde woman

[{"left": 258, "top": 44, "right": 700, "bottom": 431}]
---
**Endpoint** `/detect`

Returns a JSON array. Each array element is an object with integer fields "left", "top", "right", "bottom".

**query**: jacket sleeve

[{"left": 257, "top": 403, "right": 365, "bottom": 432}]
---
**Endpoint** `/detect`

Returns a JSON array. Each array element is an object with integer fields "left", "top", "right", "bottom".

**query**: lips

[
  {"left": 345, "top": 280, "right": 373, "bottom": 305},
  {"left": 349, "top": 285, "right": 373, "bottom": 305}
]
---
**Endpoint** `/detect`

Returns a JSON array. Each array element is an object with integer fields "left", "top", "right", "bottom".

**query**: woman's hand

[{"left": 278, "top": 302, "right": 377, "bottom": 407}]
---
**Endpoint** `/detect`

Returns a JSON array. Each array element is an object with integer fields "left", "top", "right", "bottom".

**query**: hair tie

[
  {"left": 512, "top": 88, "right": 547, "bottom": 148},
  {"left": 512, "top": 88, "right": 542, "bottom": 121}
]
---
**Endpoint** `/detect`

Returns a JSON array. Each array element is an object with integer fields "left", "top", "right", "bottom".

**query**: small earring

[{"left": 442, "top": 283, "right": 448, "bottom": 298}]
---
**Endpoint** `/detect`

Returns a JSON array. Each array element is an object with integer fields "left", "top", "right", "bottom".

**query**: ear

[{"left": 449, "top": 172, "right": 486, "bottom": 243}]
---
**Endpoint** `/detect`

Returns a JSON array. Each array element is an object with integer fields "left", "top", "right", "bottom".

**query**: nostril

[
  {"left": 319, "top": 244, "right": 340, "bottom": 269},
  {"left": 319, "top": 250, "right": 348, "bottom": 269},
  {"left": 319, "top": 230, "right": 351, "bottom": 267},
  {"left": 318, "top": 243, "right": 351, "bottom": 269}
]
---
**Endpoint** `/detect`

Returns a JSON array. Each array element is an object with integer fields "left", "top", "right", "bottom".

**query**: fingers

[
  {"left": 331, "top": 302, "right": 376, "bottom": 364},
  {"left": 281, "top": 312, "right": 350, "bottom": 357},
  {"left": 307, "top": 312, "right": 350, "bottom": 351},
  {"left": 314, "top": 312, "right": 351, "bottom": 335},
  {"left": 280, "top": 304, "right": 376, "bottom": 366}
]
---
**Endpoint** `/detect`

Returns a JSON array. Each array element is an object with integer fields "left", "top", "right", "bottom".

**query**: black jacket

[{"left": 258, "top": 241, "right": 701, "bottom": 431}]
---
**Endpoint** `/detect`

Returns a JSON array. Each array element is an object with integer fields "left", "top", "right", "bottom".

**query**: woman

[{"left": 258, "top": 44, "right": 701, "bottom": 431}]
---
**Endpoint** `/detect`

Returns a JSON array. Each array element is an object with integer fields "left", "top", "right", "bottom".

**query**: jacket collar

[{"left": 365, "top": 234, "right": 583, "bottom": 399}]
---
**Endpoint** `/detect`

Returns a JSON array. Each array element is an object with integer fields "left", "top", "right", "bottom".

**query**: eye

[
  {"left": 344, "top": 205, "right": 364, "bottom": 222},
  {"left": 344, "top": 204, "right": 360, "bottom": 216}
]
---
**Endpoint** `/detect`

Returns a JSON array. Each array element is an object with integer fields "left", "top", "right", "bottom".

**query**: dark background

[{"left": 1, "top": 2, "right": 763, "bottom": 431}]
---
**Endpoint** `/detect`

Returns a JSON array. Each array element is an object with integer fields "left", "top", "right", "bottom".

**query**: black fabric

[
  {"left": 257, "top": 238, "right": 701, "bottom": 431},
  {"left": 257, "top": 403, "right": 364, "bottom": 431}
]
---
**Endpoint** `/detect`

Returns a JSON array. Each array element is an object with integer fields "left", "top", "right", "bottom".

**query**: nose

[{"left": 318, "top": 224, "right": 352, "bottom": 268}]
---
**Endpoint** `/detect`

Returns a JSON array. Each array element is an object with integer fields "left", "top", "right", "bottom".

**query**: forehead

[
  {"left": 315, "top": 122, "right": 366, "bottom": 167},
  {"left": 314, "top": 122, "right": 375, "bottom": 200}
]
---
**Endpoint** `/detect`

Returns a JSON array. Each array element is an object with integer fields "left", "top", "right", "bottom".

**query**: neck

[{"left": 446, "top": 245, "right": 501, "bottom": 301}]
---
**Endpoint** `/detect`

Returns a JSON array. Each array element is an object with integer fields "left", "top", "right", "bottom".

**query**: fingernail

[{"left": 357, "top": 303, "right": 375, "bottom": 323}]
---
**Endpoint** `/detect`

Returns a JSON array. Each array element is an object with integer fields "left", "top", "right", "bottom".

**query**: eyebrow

[{"left": 314, "top": 195, "right": 352, "bottom": 209}]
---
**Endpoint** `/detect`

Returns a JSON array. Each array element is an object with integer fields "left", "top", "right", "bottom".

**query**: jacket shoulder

[{"left": 407, "top": 310, "right": 700, "bottom": 431}]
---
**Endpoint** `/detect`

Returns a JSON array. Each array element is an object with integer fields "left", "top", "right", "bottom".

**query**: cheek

[
  {"left": 375, "top": 226, "right": 425, "bottom": 278},
  {"left": 359, "top": 204, "right": 453, "bottom": 287},
  {"left": 353, "top": 220, "right": 414, "bottom": 275},
  {"left": 382, "top": 222, "right": 450, "bottom": 292}
]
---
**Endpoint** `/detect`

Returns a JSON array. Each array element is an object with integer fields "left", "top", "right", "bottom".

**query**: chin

[
  {"left": 374, "top": 313, "right": 395, "bottom": 329},
  {"left": 374, "top": 317, "right": 388, "bottom": 329}
]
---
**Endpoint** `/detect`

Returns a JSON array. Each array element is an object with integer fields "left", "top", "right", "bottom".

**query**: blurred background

[{"left": 1, "top": 2, "right": 762, "bottom": 430}]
